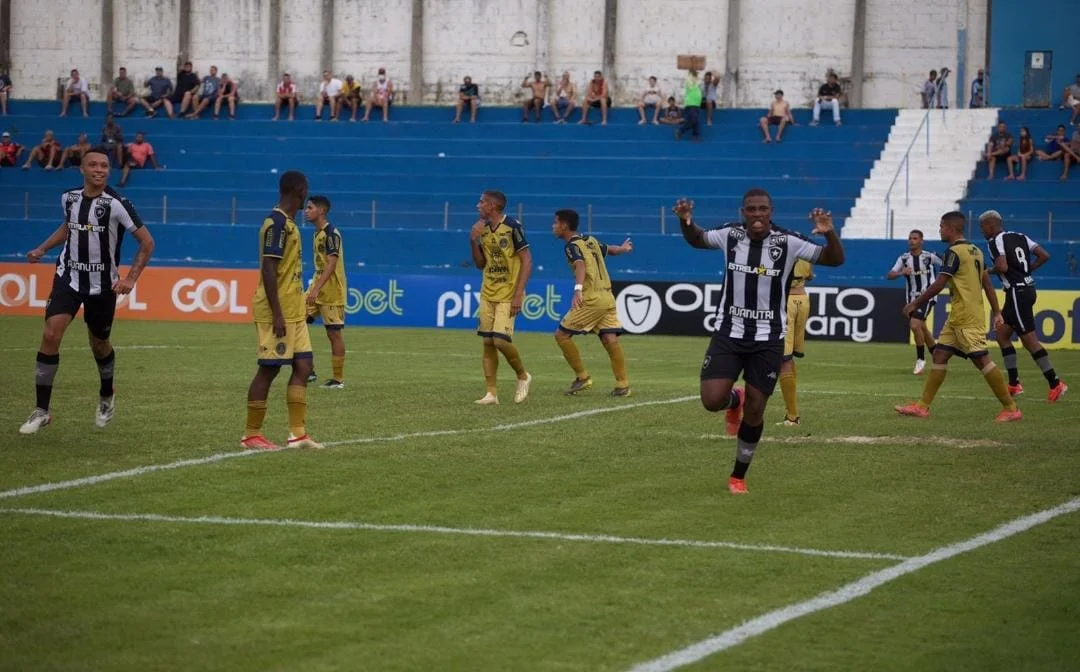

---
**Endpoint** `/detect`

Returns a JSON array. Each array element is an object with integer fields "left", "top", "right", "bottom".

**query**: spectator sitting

[
  {"left": 1061, "top": 128, "right": 1080, "bottom": 181},
  {"left": 361, "top": 67, "right": 393, "bottom": 122},
  {"left": 171, "top": 61, "right": 200, "bottom": 112},
  {"left": 214, "top": 74, "right": 239, "bottom": 119},
  {"left": 20, "top": 130, "right": 62, "bottom": 170},
  {"left": 658, "top": 97, "right": 682, "bottom": 125},
  {"left": 1005, "top": 126, "right": 1034, "bottom": 181},
  {"left": 970, "top": 68, "right": 985, "bottom": 108},
  {"left": 315, "top": 70, "right": 343, "bottom": 121},
  {"left": 273, "top": 73, "right": 298, "bottom": 121},
  {"left": 1062, "top": 73, "right": 1080, "bottom": 126},
  {"left": 453, "top": 76, "right": 480, "bottom": 123},
  {"left": 0, "top": 70, "right": 12, "bottom": 116},
  {"left": 185, "top": 65, "right": 220, "bottom": 119},
  {"left": 759, "top": 89, "right": 795, "bottom": 143},
  {"left": 579, "top": 70, "right": 610, "bottom": 125},
  {"left": 921, "top": 69, "right": 948, "bottom": 109},
  {"left": 812, "top": 72, "right": 842, "bottom": 126},
  {"left": 59, "top": 68, "right": 90, "bottom": 118},
  {"left": 702, "top": 71, "right": 719, "bottom": 125},
  {"left": 676, "top": 69, "right": 702, "bottom": 141},
  {"left": 341, "top": 75, "right": 362, "bottom": 122},
  {"left": 636, "top": 76, "right": 662, "bottom": 125},
  {"left": 119, "top": 131, "right": 160, "bottom": 187},
  {"left": 142, "top": 66, "right": 174, "bottom": 118},
  {"left": 551, "top": 71, "right": 576, "bottom": 123},
  {"left": 106, "top": 67, "right": 139, "bottom": 117},
  {"left": 0, "top": 131, "right": 22, "bottom": 166},
  {"left": 59, "top": 132, "right": 92, "bottom": 169},
  {"left": 984, "top": 121, "right": 1012, "bottom": 180},
  {"left": 521, "top": 71, "right": 549, "bottom": 123},
  {"left": 100, "top": 113, "right": 125, "bottom": 166},
  {"left": 1035, "top": 125, "right": 1069, "bottom": 162}
]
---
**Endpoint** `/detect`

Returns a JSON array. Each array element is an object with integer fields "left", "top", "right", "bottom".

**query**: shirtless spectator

[
  {"left": 636, "top": 76, "right": 662, "bottom": 125},
  {"left": 142, "top": 66, "right": 174, "bottom": 118},
  {"left": 760, "top": 89, "right": 795, "bottom": 142},
  {"left": 185, "top": 65, "right": 220, "bottom": 119},
  {"left": 984, "top": 121, "right": 1012, "bottom": 180},
  {"left": 119, "top": 131, "right": 160, "bottom": 187},
  {"left": 0, "top": 131, "right": 22, "bottom": 167},
  {"left": 659, "top": 97, "right": 682, "bottom": 125},
  {"left": 171, "top": 62, "right": 200, "bottom": 112},
  {"left": 20, "top": 130, "right": 62, "bottom": 171},
  {"left": 0, "top": 70, "right": 10, "bottom": 115},
  {"left": 702, "top": 71, "right": 719, "bottom": 125},
  {"left": 59, "top": 69, "right": 90, "bottom": 118},
  {"left": 812, "top": 72, "right": 842, "bottom": 126},
  {"left": 1061, "top": 74, "right": 1080, "bottom": 126},
  {"left": 315, "top": 70, "right": 343, "bottom": 121},
  {"left": 551, "top": 72, "right": 576, "bottom": 123},
  {"left": 453, "top": 76, "right": 480, "bottom": 123},
  {"left": 214, "top": 74, "right": 238, "bottom": 119},
  {"left": 59, "top": 133, "right": 92, "bottom": 169},
  {"left": 100, "top": 113, "right": 125, "bottom": 166},
  {"left": 579, "top": 70, "right": 610, "bottom": 125},
  {"left": 341, "top": 75, "right": 362, "bottom": 121},
  {"left": 106, "top": 67, "right": 138, "bottom": 117},
  {"left": 361, "top": 67, "right": 393, "bottom": 122},
  {"left": 273, "top": 73, "right": 298, "bottom": 121},
  {"left": 521, "top": 71, "right": 549, "bottom": 123},
  {"left": 1061, "top": 128, "right": 1080, "bottom": 181},
  {"left": 1036, "top": 125, "right": 1069, "bottom": 162}
]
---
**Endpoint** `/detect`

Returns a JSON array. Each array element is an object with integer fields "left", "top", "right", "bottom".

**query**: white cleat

[
  {"left": 913, "top": 359, "right": 926, "bottom": 375},
  {"left": 286, "top": 434, "right": 324, "bottom": 449},
  {"left": 19, "top": 408, "right": 52, "bottom": 435},
  {"left": 514, "top": 373, "right": 532, "bottom": 404},
  {"left": 96, "top": 395, "right": 116, "bottom": 428},
  {"left": 474, "top": 393, "right": 499, "bottom": 405}
]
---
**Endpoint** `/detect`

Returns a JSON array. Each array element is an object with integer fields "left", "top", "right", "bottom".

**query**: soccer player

[
  {"left": 19, "top": 146, "right": 155, "bottom": 434},
  {"left": 242, "top": 171, "right": 322, "bottom": 450},
  {"left": 304, "top": 195, "right": 347, "bottom": 389},
  {"left": 979, "top": 210, "right": 1067, "bottom": 402},
  {"left": 675, "top": 191, "right": 846, "bottom": 494},
  {"left": 777, "top": 259, "right": 813, "bottom": 425},
  {"left": 896, "top": 211, "right": 1022, "bottom": 422},
  {"left": 551, "top": 209, "right": 634, "bottom": 396},
  {"left": 887, "top": 229, "right": 941, "bottom": 375},
  {"left": 470, "top": 190, "right": 532, "bottom": 405}
]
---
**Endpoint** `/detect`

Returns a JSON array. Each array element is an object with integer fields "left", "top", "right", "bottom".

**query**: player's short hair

[
  {"left": 555, "top": 209, "right": 579, "bottom": 231},
  {"left": 85, "top": 145, "right": 112, "bottom": 159},
  {"left": 482, "top": 190, "right": 507, "bottom": 212},
  {"left": 279, "top": 170, "right": 308, "bottom": 197},
  {"left": 909, "top": 229, "right": 924, "bottom": 238},
  {"left": 742, "top": 187, "right": 772, "bottom": 206},
  {"left": 308, "top": 195, "right": 331, "bottom": 213},
  {"left": 940, "top": 210, "right": 966, "bottom": 229}
]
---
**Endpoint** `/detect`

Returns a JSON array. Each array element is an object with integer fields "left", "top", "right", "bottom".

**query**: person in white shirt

[
  {"left": 59, "top": 68, "right": 90, "bottom": 118},
  {"left": 636, "top": 76, "right": 662, "bottom": 125},
  {"left": 362, "top": 67, "right": 393, "bottom": 122},
  {"left": 315, "top": 70, "right": 343, "bottom": 121}
]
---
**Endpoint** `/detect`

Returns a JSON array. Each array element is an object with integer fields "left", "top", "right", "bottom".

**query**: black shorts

[
  {"left": 45, "top": 279, "right": 117, "bottom": 340},
  {"left": 701, "top": 336, "right": 784, "bottom": 396},
  {"left": 589, "top": 97, "right": 613, "bottom": 108},
  {"left": 910, "top": 298, "right": 935, "bottom": 322},
  {"left": 1003, "top": 286, "right": 1037, "bottom": 335}
]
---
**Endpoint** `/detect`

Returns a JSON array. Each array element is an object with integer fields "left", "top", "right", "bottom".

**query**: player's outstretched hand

[
  {"left": 26, "top": 247, "right": 45, "bottom": 263},
  {"left": 672, "top": 198, "right": 694, "bottom": 221},
  {"left": 470, "top": 219, "right": 486, "bottom": 242},
  {"left": 809, "top": 208, "right": 834, "bottom": 235},
  {"left": 621, "top": 237, "right": 633, "bottom": 254}
]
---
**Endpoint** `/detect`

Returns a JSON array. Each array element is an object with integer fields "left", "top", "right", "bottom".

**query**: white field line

[
  {"left": 659, "top": 433, "right": 1009, "bottom": 449},
  {"left": 0, "top": 507, "right": 910, "bottom": 561},
  {"left": 627, "top": 496, "right": 1080, "bottom": 672},
  {"left": 0, "top": 396, "right": 696, "bottom": 500}
]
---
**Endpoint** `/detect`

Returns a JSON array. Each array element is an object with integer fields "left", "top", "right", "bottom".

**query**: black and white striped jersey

[
  {"left": 55, "top": 186, "right": 144, "bottom": 295},
  {"left": 890, "top": 250, "right": 942, "bottom": 302},
  {"left": 701, "top": 223, "right": 823, "bottom": 341},
  {"left": 987, "top": 231, "right": 1038, "bottom": 289}
]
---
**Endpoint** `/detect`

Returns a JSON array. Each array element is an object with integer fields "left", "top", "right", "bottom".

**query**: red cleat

[
  {"left": 726, "top": 387, "right": 744, "bottom": 436},
  {"left": 895, "top": 402, "right": 930, "bottom": 418},
  {"left": 728, "top": 477, "right": 748, "bottom": 495},
  {"left": 240, "top": 435, "right": 280, "bottom": 450},
  {"left": 995, "top": 408, "right": 1023, "bottom": 423},
  {"left": 1048, "top": 381, "right": 1068, "bottom": 403},
  {"left": 1008, "top": 383, "right": 1024, "bottom": 398}
]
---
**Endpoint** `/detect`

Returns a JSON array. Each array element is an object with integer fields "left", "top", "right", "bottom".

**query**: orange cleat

[
  {"left": 895, "top": 402, "right": 930, "bottom": 418},
  {"left": 1048, "top": 381, "right": 1068, "bottom": 404},
  {"left": 726, "top": 387, "right": 744, "bottom": 436},
  {"left": 995, "top": 408, "right": 1023, "bottom": 423},
  {"left": 728, "top": 477, "right": 749, "bottom": 495},
  {"left": 240, "top": 435, "right": 280, "bottom": 450},
  {"left": 1008, "top": 383, "right": 1024, "bottom": 398}
]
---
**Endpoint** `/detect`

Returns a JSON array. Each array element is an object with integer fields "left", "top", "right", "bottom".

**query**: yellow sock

[
  {"left": 244, "top": 400, "right": 268, "bottom": 438},
  {"left": 331, "top": 355, "right": 345, "bottom": 382},
  {"left": 779, "top": 370, "right": 798, "bottom": 419},
  {"left": 602, "top": 340, "right": 628, "bottom": 388},
  {"left": 482, "top": 342, "right": 499, "bottom": 395},
  {"left": 557, "top": 338, "right": 588, "bottom": 379},
  {"left": 286, "top": 385, "right": 307, "bottom": 438},
  {"left": 982, "top": 363, "right": 1017, "bottom": 410},
  {"left": 499, "top": 342, "right": 528, "bottom": 379},
  {"left": 919, "top": 365, "right": 947, "bottom": 407}
]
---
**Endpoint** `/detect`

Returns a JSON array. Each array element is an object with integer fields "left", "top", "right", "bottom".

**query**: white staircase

[{"left": 843, "top": 109, "right": 1000, "bottom": 239}]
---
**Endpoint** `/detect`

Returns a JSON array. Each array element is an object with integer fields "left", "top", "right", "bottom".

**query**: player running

[
  {"left": 676, "top": 190, "right": 846, "bottom": 494},
  {"left": 20, "top": 146, "right": 155, "bottom": 434},
  {"left": 470, "top": 190, "right": 533, "bottom": 405},
  {"left": 777, "top": 259, "right": 813, "bottom": 425},
  {"left": 303, "top": 195, "right": 348, "bottom": 389},
  {"left": 551, "top": 209, "right": 634, "bottom": 396},
  {"left": 896, "top": 211, "right": 1021, "bottom": 422},
  {"left": 242, "top": 171, "right": 322, "bottom": 450},
  {"left": 978, "top": 210, "right": 1067, "bottom": 402},
  {"left": 887, "top": 229, "right": 941, "bottom": 375}
]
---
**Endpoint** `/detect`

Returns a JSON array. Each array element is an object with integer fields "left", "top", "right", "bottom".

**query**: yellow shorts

[
  {"left": 477, "top": 298, "right": 516, "bottom": 341},
  {"left": 256, "top": 320, "right": 313, "bottom": 366},
  {"left": 306, "top": 303, "right": 345, "bottom": 329},
  {"left": 559, "top": 304, "right": 623, "bottom": 335},
  {"left": 784, "top": 294, "right": 810, "bottom": 359},
  {"left": 937, "top": 323, "right": 989, "bottom": 358}
]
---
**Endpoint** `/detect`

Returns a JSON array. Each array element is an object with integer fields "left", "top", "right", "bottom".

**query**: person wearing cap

[
  {"left": 0, "top": 131, "right": 23, "bottom": 167},
  {"left": 361, "top": 67, "right": 393, "bottom": 122},
  {"left": 106, "top": 67, "right": 139, "bottom": 117},
  {"left": 142, "top": 67, "right": 174, "bottom": 118},
  {"left": 759, "top": 89, "right": 794, "bottom": 143}
]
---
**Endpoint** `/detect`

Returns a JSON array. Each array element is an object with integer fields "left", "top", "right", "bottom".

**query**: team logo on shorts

[
  {"left": 701, "top": 355, "right": 711, "bottom": 370},
  {"left": 275, "top": 342, "right": 287, "bottom": 356},
  {"left": 768, "top": 246, "right": 783, "bottom": 262}
]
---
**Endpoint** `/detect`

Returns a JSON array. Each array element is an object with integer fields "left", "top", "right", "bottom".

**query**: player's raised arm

[
  {"left": 604, "top": 237, "right": 633, "bottom": 256},
  {"left": 675, "top": 199, "right": 716, "bottom": 249},
  {"left": 469, "top": 219, "right": 487, "bottom": 269},
  {"left": 809, "top": 208, "right": 845, "bottom": 266}
]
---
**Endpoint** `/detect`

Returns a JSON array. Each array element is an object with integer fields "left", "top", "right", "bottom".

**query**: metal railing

[{"left": 883, "top": 76, "right": 949, "bottom": 237}]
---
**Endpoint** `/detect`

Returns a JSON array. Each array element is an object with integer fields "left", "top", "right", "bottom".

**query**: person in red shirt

[
  {"left": 119, "top": 132, "right": 160, "bottom": 186},
  {"left": 273, "top": 73, "right": 298, "bottom": 121},
  {"left": 0, "top": 131, "right": 23, "bottom": 166},
  {"left": 21, "top": 130, "right": 63, "bottom": 170}
]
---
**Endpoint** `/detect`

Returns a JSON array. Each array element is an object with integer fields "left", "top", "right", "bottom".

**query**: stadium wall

[
  {"left": 9, "top": 0, "right": 986, "bottom": 107},
  {"left": 987, "top": 0, "right": 1080, "bottom": 108}
]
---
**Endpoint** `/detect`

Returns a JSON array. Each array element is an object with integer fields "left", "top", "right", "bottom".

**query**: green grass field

[{"left": 1, "top": 315, "right": 1078, "bottom": 672}]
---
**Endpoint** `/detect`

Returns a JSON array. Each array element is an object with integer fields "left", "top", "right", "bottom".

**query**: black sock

[
  {"left": 725, "top": 390, "right": 741, "bottom": 411},
  {"left": 35, "top": 351, "right": 60, "bottom": 411},
  {"left": 916, "top": 345, "right": 925, "bottom": 360},
  {"left": 731, "top": 422, "right": 764, "bottom": 480},
  {"left": 95, "top": 350, "right": 115, "bottom": 398}
]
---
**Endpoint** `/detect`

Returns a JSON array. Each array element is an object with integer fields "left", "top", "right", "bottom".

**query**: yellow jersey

[
  {"left": 940, "top": 239, "right": 986, "bottom": 328},
  {"left": 479, "top": 215, "right": 529, "bottom": 302},
  {"left": 312, "top": 223, "right": 347, "bottom": 305},
  {"left": 789, "top": 259, "right": 813, "bottom": 291},
  {"left": 564, "top": 235, "right": 615, "bottom": 309},
  {"left": 253, "top": 207, "right": 305, "bottom": 323}
]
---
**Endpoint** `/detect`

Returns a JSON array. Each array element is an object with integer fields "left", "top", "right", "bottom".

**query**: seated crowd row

[{"left": 983, "top": 121, "right": 1080, "bottom": 181}]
